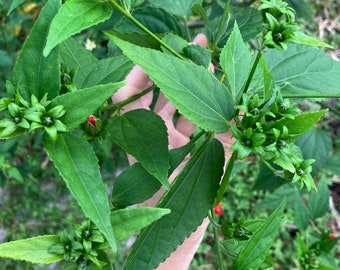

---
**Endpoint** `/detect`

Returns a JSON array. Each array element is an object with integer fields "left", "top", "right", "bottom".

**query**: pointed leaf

[
  {"left": 110, "top": 109, "right": 169, "bottom": 188},
  {"left": 44, "top": 133, "right": 117, "bottom": 252},
  {"left": 148, "top": 0, "right": 202, "bottom": 17},
  {"left": 13, "top": 0, "right": 61, "bottom": 101},
  {"left": 44, "top": 0, "right": 113, "bottom": 56},
  {"left": 234, "top": 198, "right": 286, "bottom": 270},
  {"left": 112, "top": 143, "right": 195, "bottom": 208},
  {"left": 124, "top": 138, "right": 225, "bottom": 269},
  {"left": 114, "top": 7, "right": 185, "bottom": 37},
  {"left": 112, "top": 163, "right": 162, "bottom": 208},
  {"left": 290, "top": 31, "right": 332, "bottom": 49},
  {"left": 111, "top": 208, "right": 170, "bottom": 243},
  {"left": 296, "top": 127, "right": 333, "bottom": 174},
  {"left": 75, "top": 56, "right": 133, "bottom": 89},
  {"left": 59, "top": 37, "right": 98, "bottom": 71},
  {"left": 50, "top": 82, "right": 125, "bottom": 130},
  {"left": 254, "top": 45, "right": 340, "bottom": 96},
  {"left": 271, "top": 110, "right": 327, "bottom": 139},
  {"left": 7, "top": 0, "right": 25, "bottom": 15},
  {"left": 0, "top": 235, "right": 62, "bottom": 264},
  {"left": 307, "top": 176, "right": 329, "bottom": 219},
  {"left": 107, "top": 34, "right": 234, "bottom": 133},
  {"left": 261, "top": 55, "right": 276, "bottom": 102},
  {"left": 220, "top": 23, "right": 252, "bottom": 102},
  {"left": 292, "top": 188, "right": 309, "bottom": 231}
]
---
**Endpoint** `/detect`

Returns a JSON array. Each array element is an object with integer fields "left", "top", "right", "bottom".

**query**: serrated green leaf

[
  {"left": 261, "top": 55, "right": 276, "bottom": 102},
  {"left": 7, "top": 0, "right": 25, "bottom": 15},
  {"left": 253, "top": 45, "right": 340, "bottom": 96},
  {"left": 168, "top": 142, "right": 195, "bottom": 173},
  {"left": 123, "top": 138, "right": 224, "bottom": 270},
  {"left": 296, "top": 128, "right": 333, "bottom": 174},
  {"left": 13, "top": 0, "right": 61, "bottom": 101},
  {"left": 292, "top": 187, "right": 309, "bottom": 231},
  {"left": 220, "top": 22, "right": 252, "bottom": 102},
  {"left": 323, "top": 154, "right": 340, "bottom": 176},
  {"left": 183, "top": 44, "right": 211, "bottom": 68},
  {"left": 271, "top": 110, "right": 327, "bottom": 139},
  {"left": 307, "top": 176, "right": 329, "bottom": 219},
  {"left": 59, "top": 37, "right": 98, "bottom": 71},
  {"left": 50, "top": 82, "right": 125, "bottom": 130},
  {"left": 112, "top": 143, "right": 195, "bottom": 208},
  {"left": 111, "top": 208, "right": 170, "bottom": 243},
  {"left": 234, "top": 198, "right": 286, "bottom": 270},
  {"left": 161, "top": 33, "right": 188, "bottom": 54},
  {"left": 75, "top": 56, "right": 133, "bottom": 89},
  {"left": 0, "top": 235, "right": 62, "bottom": 264},
  {"left": 148, "top": 0, "right": 202, "bottom": 17},
  {"left": 112, "top": 163, "right": 161, "bottom": 208},
  {"left": 110, "top": 109, "right": 169, "bottom": 188},
  {"left": 107, "top": 34, "right": 234, "bottom": 133},
  {"left": 124, "top": 0, "right": 145, "bottom": 9},
  {"left": 44, "top": 133, "right": 116, "bottom": 252},
  {"left": 209, "top": 5, "right": 263, "bottom": 46},
  {"left": 290, "top": 31, "right": 333, "bottom": 49},
  {"left": 44, "top": 0, "right": 113, "bottom": 56},
  {"left": 114, "top": 7, "right": 185, "bottom": 37}
]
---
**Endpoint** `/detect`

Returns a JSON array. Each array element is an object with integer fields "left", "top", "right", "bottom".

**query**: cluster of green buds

[
  {"left": 0, "top": 92, "right": 68, "bottom": 141},
  {"left": 221, "top": 215, "right": 253, "bottom": 242},
  {"left": 48, "top": 219, "right": 108, "bottom": 269},
  {"left": 259, "top": 0, "right": 298, "bottom": 50},
  {"left": 231, "top": 89, "right": 316, "bottom": 190},
  {"left": 299, "top": 249, "right": 320, "bottom": 270}
]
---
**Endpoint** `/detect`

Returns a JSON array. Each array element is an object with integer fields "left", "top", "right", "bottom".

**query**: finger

[
  {"left": 191, "top": 33, "right": 208, "bottom": 47},
  {"left": 175, "top": 115, "right": 196, "bottom": 138},
  {"left": 119, "top": 91, "right": 153, "bottom": 112},
  {"left": 112, "top": 65, "right": 153, "bottom": 103},
  {"left": 156, "top": 218, "right": 209, "bottom": 270},
  {"left": 157, "top": 98, "right": 177, "bottom": 122}
]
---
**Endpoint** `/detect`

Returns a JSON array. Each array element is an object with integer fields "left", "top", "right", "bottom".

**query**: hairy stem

[
  {"left": 211, "top": 210, "right": 226, "bottom": 270},
  {"left": 104, "top": 85, "right": 155, "bottom": 113},
  {"left": 242, "top": 49, "right": 263, "bottom": 95},
  {"left": 108, "top": 0, "right": 185, "bottom": 60},
  {"left": 212, "top": 0, "right": 231, "bottom": 51},
  {"left": 214, "top": 151, "right": 237, "bottom": 205}
]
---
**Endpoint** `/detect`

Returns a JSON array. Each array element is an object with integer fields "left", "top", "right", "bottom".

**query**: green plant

[{"left": 0, "top": 0, "right": 339, "bottom": 269}]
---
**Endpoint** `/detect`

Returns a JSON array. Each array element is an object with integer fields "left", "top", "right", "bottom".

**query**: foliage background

[{"left": 0, "top": 0, "right": 339, "bottom": 269}]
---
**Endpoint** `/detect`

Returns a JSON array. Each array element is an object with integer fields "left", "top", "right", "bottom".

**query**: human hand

[{"left": 112, "top": 34, "right": 234, "bottom": 270}]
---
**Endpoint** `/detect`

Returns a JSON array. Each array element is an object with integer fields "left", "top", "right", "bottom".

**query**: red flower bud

[
  {"left": 88, "top": 115, "right": 96, "bottom": 127},
  {"left": 214, "top": 203, "right": 224, "bottom": 215},
  {"left": 328, "top": 233, "right": 337, "bottom": 239}
]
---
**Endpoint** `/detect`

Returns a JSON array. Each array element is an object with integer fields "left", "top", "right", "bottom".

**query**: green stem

[
  {"left": 282, "top": 93, "right": 340, "bottom": 99},
  {"left": 211, "top": 210, "right": 225, "bottom": 270},
  {"left": 212, "top": 0, "right": 231, "bottom": 51},
  {"left": 242, "top": 49, "right": 263, "bottom": 95},
  {"left": 317, "top": 101, "right": 340, "bottom": 117},
  {"left": 103, "top": 85, "right": 155, "bottom": 112},
  {"left": 108, "top": 0, "right": 185, "bottom": 60},
  {"left": 214, "top": 151, "right": 237, "bottom": 206}
]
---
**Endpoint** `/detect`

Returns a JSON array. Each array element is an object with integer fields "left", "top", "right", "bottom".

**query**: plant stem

[
  {"left": 108, "top": 0, "right": 185, "bottom": 60},
  {"left": 212, "top": 0, "right": 231, "bottom": 51},
  {"left": 282, "top": 93, "right": 340, "bottom": 99},
  {"left": 212, "top": 0, "right": 230, "bottom": 48},
  {"left": 103, "top": 85, "right": 155, "bottom": 112},
  {"left": 214, "top": 151, "right": 237, "bottom": 205},
  {"left": 242, "top": 49, "right": 263, "bottom": 95},
  {"left": 211, "top": 210, "right": 226, "bottom": 270}
]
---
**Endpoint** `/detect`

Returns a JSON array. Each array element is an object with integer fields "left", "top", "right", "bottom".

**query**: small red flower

[
  {"left": 88, "top": 115, "right": 96, "bottom": 127},
  {"left": 214, "top": 203, "right": 224, "bottom": 215},
  {"left": 328, "top": 233, "right": 337, "bottom": 239}
]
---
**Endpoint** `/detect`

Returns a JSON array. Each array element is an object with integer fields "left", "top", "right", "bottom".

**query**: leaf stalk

[{"left": 108, "top": 0, "right": 185, "bottom": 60}]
